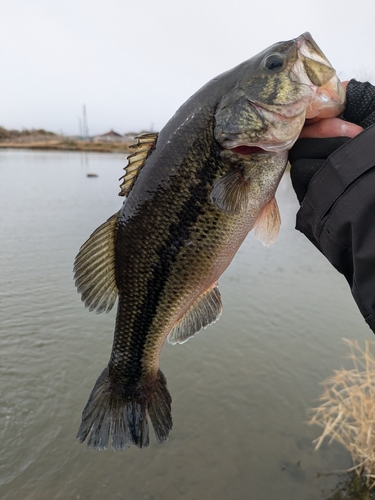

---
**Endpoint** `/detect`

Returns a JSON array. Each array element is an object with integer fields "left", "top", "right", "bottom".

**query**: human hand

[{"left": 289, "top": 79, "right": 375, "bottom": 203}]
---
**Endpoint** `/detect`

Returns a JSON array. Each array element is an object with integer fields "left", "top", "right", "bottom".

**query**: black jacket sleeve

[{"left": 295, "top": 123, "right": 375, "bottom": 332}]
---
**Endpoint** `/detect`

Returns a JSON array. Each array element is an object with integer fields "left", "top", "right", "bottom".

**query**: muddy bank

[{"left": 0, "top": 127, "right": 136, "bottom": 153}]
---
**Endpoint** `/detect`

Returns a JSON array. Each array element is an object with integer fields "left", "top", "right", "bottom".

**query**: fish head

[{"left": 214, "top": 32, "right": 345, "bottom": 154}]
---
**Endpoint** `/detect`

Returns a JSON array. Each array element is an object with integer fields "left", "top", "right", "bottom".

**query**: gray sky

[{"left": 1, "top": 0, "right": 374, "bottom": 136}]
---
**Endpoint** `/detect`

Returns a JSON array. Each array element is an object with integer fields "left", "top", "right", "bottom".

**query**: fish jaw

[
  {"left": 304, "top": 78, "right": 345, "bottom": 119},
  {"left": 294, "top": 32, "right": 346, "bottom": 119}
]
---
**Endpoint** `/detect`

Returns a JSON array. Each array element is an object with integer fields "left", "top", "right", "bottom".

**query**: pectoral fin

[
  {"left": 74, "top": 212, "right": 119, "bottom": 313},
  {"left": 167, "top": 284, "right": 222, "bottom": 345},
  {"left": 253, "top": 197, "right": 281, "bottom": 247},
  {"left": 210, "top": 168, "right": 251, "bottom": 215}
]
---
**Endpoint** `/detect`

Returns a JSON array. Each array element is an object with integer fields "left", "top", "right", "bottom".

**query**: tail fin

[{"left": 76, "top": 367, "right": 172, "bottom": 450}]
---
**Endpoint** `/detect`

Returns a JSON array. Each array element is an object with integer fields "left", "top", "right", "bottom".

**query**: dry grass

[{"left": 309, "top": 339, "right": 375, "bottom": 488}]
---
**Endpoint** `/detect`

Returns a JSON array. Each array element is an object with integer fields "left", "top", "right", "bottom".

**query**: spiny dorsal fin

[
  {"left": 74, "top": 212, "right": 119, "bottom": 313},
  {"left": 253, "top": 196, "right": 281, "bottom": 247},
  {"left": 167, "top": 284, "right": 222, "bottom": 345},
  {"left": 119, "top": 133, "right": 158, "bottom": 197}
]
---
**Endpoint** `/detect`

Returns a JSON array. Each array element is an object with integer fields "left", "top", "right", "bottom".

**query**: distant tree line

[{"left": 0, "top": 126, "right": 57, "bottom": 140}]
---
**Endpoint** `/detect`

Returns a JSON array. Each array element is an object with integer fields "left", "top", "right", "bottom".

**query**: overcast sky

[{"left": 1, "top": 0, "right": 374, "bottom": 136}]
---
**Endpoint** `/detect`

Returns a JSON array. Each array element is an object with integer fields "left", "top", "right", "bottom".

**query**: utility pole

[
  {"left": 76, "top": 117, "right": 82, "bottom": 139},
  {"left": 82, "top": 104, "right": 89, "bottom": 140}
]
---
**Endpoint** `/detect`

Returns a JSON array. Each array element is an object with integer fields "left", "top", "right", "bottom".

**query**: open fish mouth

[
  {"left": 294, "top": 32, "right": 346, "bottom": 119},
  {"left": 230, "top": 145, "right": 267, "bottom": 155}
]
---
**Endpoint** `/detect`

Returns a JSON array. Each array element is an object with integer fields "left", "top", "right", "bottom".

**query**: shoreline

[{"left": 0, "top": 139, "right": 133, "bottom": 154}]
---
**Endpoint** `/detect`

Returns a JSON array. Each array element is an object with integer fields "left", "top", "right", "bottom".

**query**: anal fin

[
  {"left": 254, "top": 196, "right": 281, "bottom": 247},
  {"left": 167, "top": 284, "right": 222, "bottom": 345}
]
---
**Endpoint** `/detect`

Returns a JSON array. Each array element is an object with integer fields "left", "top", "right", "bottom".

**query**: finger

[{"left": 299, "top": 118, "right": 363, "bottom": 139}]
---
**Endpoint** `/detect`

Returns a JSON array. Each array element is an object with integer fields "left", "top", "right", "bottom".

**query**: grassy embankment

[
  {"left": 0, "top": 127, "right": 134, "bottom": 153},
  {"left": 309, "top": 339, "right": 375, "bottom": 498}
]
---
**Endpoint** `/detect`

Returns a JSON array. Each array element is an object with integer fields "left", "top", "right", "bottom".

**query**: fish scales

[
  {"left": 74, "top": 32, "right": 346, "bottom": 450},
  {"left": 113, "top": 118, "right": 231, "bottom": 375},
  {"left": 111, "top": 115, "right": 280, "bottom": 375}
]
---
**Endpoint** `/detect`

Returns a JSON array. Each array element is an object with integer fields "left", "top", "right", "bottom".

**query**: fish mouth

[
  {"left": 230, "top": 145, "right": 266, "bottom": 155},
  {"left": 294, "top": 32, "right": 346, "bottom": 119}
]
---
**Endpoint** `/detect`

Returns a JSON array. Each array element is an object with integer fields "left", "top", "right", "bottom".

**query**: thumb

[{"left": 299, "top": 118, "right": 363, "bottom": 139}]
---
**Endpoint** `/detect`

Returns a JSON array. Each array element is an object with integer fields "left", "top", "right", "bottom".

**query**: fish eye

[{"left": 262, "top": 53, "right": 286, "bottom": 72}]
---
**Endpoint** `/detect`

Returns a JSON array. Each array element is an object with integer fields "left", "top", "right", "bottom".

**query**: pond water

[{"left": 0, "top": 149, "right": 372, "bottom": 500}]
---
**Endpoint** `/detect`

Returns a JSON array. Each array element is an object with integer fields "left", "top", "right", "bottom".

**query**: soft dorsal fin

[
  {"left": 253, "top": 196, "right": 281, "bottom": 247},
  {"left": 167, "top": 284, "right": 222, "bottom": 345},
  {"left": 74, "top": 212, "right": 119, "bottom": 313},
  {"left": 119, "top": 133, "right": 158, "bottom": 197}
]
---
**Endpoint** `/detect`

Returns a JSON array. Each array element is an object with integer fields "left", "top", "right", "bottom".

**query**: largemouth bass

[{"left": 74, "top": 32, "right": 345, "bottom": 450}]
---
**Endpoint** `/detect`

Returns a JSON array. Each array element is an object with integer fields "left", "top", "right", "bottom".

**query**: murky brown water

[{"left": 0, "top": 149, "right": 372, "bottom": 499}]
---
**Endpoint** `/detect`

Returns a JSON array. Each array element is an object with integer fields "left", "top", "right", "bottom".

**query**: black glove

[{"left": 289, "top": 80, "right": 375, "bottom": 203}]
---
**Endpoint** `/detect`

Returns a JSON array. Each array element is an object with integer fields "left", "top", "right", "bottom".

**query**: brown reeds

[{"left": 309, "top": 339, "right": 375, "bottom": 488}]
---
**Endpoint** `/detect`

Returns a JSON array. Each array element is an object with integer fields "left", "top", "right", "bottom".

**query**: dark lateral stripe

[{"left": 122, "top": 142, "right": 221, "bottom": 381}]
